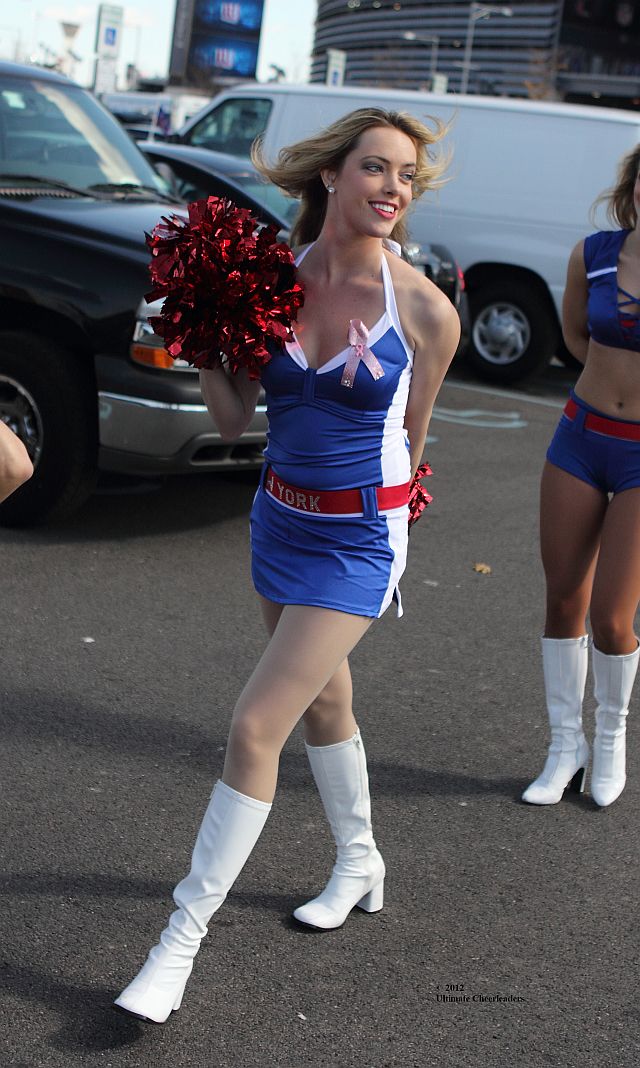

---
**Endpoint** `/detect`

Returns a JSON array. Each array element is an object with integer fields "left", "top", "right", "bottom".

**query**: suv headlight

[
  {"left": 129, "top": 297, "right": 197, "bottom": 371},
  {"left": 404, "top": 241, "right": 445, "bottom": 282},
  {"left": 405, "top": 242, "right": 463, "bottom": 309}
]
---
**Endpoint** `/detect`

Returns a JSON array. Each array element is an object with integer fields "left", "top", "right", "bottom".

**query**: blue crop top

[{"left": 584, "top": 229, "right": 640, "bottom": 352}]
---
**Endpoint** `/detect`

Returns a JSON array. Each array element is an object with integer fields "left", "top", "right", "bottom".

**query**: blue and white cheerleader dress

[{"left": 250, "top": 244, "right": 415, "bottom": 618}]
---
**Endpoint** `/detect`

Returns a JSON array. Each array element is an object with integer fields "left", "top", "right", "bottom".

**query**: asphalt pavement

[{"left": 1, "top": 364, "right": 638, "bottom": 1068}]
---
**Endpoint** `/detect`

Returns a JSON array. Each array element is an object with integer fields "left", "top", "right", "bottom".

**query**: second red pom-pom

[{"left": 408, "top": 461, "right": 433, "bottom": 530}]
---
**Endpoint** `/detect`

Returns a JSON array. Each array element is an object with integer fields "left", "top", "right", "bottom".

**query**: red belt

[
  {"left": 264, "top": 466, "right": 409, "bottom": 515},
  {"left": 564, "top": 398, "right": 640, "bottom": 441}
]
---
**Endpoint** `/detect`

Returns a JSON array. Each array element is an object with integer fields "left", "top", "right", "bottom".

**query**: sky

[{"left": 0, "top": 0, "right": 317, "bottom": 87}]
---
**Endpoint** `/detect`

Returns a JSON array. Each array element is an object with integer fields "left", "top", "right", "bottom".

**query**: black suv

[{"left": 0, "top": 62, "right": 270, "bottom": 526}]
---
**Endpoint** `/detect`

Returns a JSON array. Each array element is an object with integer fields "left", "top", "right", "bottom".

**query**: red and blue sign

[{"left": 170, "top": 0, "right": 265, "bottom": 85}]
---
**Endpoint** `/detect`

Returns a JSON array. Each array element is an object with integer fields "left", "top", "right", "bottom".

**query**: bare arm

[
  {"left": 0, "top": 422, "right": 33, "bottom": 504},
  {"left": 562, "top": 239, "right": 590, "bottom": 365},
  {"left": 404, "top": 281, "right": 461, "bottom": 478},
  {"left": 199, "top": 364, "right": 262, "bottom": 442}
]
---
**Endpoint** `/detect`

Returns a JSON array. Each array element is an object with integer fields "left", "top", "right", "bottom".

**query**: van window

[{"left": 186, "top": 98, "right": 272, "bottom": 157}]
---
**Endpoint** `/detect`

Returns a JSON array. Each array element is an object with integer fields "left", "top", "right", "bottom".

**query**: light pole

[
  {"left": 460, "top": 3, "right": 513, "bottom": 95},
  {"left": 402, "top": 30, "right": 439, "bottom": 87}
]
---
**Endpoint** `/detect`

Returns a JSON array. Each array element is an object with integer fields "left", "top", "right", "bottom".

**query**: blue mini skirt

[{"left": 249, "top": 470, "right": 408, "bottom": 619}]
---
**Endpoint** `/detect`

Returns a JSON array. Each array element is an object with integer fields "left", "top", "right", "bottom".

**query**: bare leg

[
  {"left": 223, "top": 604, "right": 372, "bottom": 802},
  {"left": 115, "top": 602, "right": 374, "bottom": 1021},
  {"left": 540, "top": 462, "right": 607, "bottom": 637},
  {"left": 523, "top": 463, "right": 607, "bottom": 805},
  {"left": 257, "top": 594, "right": 359, "bottom": 747},
  {"left": 255, "top": 596, "right": 377, "bottom": 928},
  {"left": 590, "top": 488, "right": 640, "bottom": 654},
  {"left": 302, "top": 660, "right": 358, "bottom": 746},
  {"left": 588, "top": 488, "right": 640, "bottom": 805}
]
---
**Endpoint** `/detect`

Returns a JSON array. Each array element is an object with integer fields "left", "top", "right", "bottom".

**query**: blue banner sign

[
  {"left": 193, "top": 0, "right": 264, "bottom": 33},
  {"left": 170, "top": 0, "right": 264, "bottom": 85},
  {"left": 189, "top": 34, "right": 260, "bottom": 79}
]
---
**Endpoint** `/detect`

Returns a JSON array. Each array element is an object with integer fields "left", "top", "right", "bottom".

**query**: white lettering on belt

[{"left": 268, "top": 476, "right": 321, "bottom": 513}]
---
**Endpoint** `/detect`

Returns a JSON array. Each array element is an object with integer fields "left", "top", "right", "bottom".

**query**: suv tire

[
  {"left": 467, "top": 279, "right": 558, "bottom": 384},
  {"left": 0, "top": 331, "right": 97, "bottom": 526}
]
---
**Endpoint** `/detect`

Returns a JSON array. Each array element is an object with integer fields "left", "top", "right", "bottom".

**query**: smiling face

[{"left": 322, "top": 125, "right": 417, "bottom": 239}]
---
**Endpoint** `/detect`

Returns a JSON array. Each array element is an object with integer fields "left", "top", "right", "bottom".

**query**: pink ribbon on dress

[{"left": 340, "top": 319, "right": 385, "bottom": 388}]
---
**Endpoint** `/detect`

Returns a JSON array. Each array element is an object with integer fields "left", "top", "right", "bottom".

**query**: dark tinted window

[
  {"left": 187, "top": 97, "right": 271, "bottom": 156},
  {"left": 0, "top": 75, "right": 167, "bottom": 192}
]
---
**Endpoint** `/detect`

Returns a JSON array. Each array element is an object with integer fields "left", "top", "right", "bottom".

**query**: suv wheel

[
  {"left": 467, "top": 279, "right": 558, "bottom": 383},
  {"left": 0, "top": 332, "right": 97, "bottom": 526}
]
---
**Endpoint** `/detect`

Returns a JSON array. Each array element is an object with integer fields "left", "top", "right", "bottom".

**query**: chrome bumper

[{"left": 98, "top": 391, "right": 267, "bottom": 475}]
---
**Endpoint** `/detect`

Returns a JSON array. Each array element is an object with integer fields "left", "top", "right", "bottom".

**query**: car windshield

[{"left": 0, "top": 73, "right": 169, "bottom": 196}]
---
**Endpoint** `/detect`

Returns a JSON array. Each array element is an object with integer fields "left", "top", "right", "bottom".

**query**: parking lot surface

[{"left": 1, "top": 369, "right": 638, "bottom": 1068}]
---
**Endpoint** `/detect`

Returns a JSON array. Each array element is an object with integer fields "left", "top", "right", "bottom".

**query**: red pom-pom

[
  {"left": 145, "top": 197, "right": 305, "bottom": 378},
  {"left": 408, "top": 461, "right": 433, "bottom": 530}
]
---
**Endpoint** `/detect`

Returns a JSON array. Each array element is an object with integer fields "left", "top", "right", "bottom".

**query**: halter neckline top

[
  {"left": 286, "top": 241, "right": 410, "bottom": 371},
  {"left": 584, "top": 229, "right": 640, "bottom": 352},
  {"left": 259, "top": 240, "right": 414, "bottom": 492}
]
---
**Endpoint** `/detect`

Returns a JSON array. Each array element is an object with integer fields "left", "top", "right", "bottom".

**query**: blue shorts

[{"left": 546, "top": 391, "right": 640, "bottom": 495}]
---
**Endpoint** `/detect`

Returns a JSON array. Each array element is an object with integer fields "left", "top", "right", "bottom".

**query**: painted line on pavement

[{"left": 432, "top": 407, "right": 527, "bottom": 429}]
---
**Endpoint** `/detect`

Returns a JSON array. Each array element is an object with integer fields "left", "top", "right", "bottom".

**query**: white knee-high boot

[
  {"left": 114, "top": 780, "right": 271, "bottom": 1024},
  {"left": 591, "top": 643, "right": 639, "bottom": 808},
  {"left": 293, "top": 729, "right": 385, "bottom": 930},
  {"left": 522, "top": 635, "right": 590, "bottom": 805}
]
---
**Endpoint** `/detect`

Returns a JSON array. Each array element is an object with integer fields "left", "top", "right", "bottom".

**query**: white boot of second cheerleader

[
  {"left": 293, "top": 729, "right": 385, "bottom": 930},
  {"left": 114, "top": 781, "right": 271, "bottom": 1024},
  {"left": 591, "top": 643, "right": 639, "bottom": 808},
  {"left": 522, "top": 635, "right": 590, "bottom": 805}
]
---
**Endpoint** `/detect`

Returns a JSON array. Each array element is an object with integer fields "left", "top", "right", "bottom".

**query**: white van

[{"left": 175, "top": 84, "right": 640, "bottom": 382}]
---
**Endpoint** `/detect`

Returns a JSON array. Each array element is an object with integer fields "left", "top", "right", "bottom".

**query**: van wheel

[
  {"left": 0, "top": 331, "right": 97, "bottom": 526},
  {"left": 467, "top": 280, "right": 558, "bottom": 383}
]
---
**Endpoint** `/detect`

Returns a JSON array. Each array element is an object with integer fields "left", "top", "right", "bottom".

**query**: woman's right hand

[
  {"left": 561, "top": 239, "right": 590, "bottom": 365},
  {"left": 199, "top": 364, "right": 262, "bottom": 442}
]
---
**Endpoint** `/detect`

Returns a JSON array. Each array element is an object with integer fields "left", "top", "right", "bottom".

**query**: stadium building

[{"left": 310, "top": 1, "right": 640, "bottom": 108}]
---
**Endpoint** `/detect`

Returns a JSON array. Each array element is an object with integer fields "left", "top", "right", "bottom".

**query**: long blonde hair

[
  {"left": 592, "top": 143, "right": 640, "bottom": 230},
  {"left": 252, "top": 107, "right": 449, "bottom": 248}
]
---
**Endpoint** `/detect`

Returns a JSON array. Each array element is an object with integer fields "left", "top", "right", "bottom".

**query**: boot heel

[
  {"left": 357, "top": 880, "right": 384, "bottom": 914},
  {"left": 568, "top": 766, "right": 587, "bottom": 794}
]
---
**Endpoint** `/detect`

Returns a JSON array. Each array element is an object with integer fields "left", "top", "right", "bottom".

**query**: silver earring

[{"left": 327, "top": 185, "right": 335, "bottom": 194}]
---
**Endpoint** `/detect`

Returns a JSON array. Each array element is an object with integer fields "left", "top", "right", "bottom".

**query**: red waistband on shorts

[
  {"left": 564, "top": 397, "right": 640, "bottom": 441},
  {"left": 264, "top": 466, "right": 409, "bottom": 515}
]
